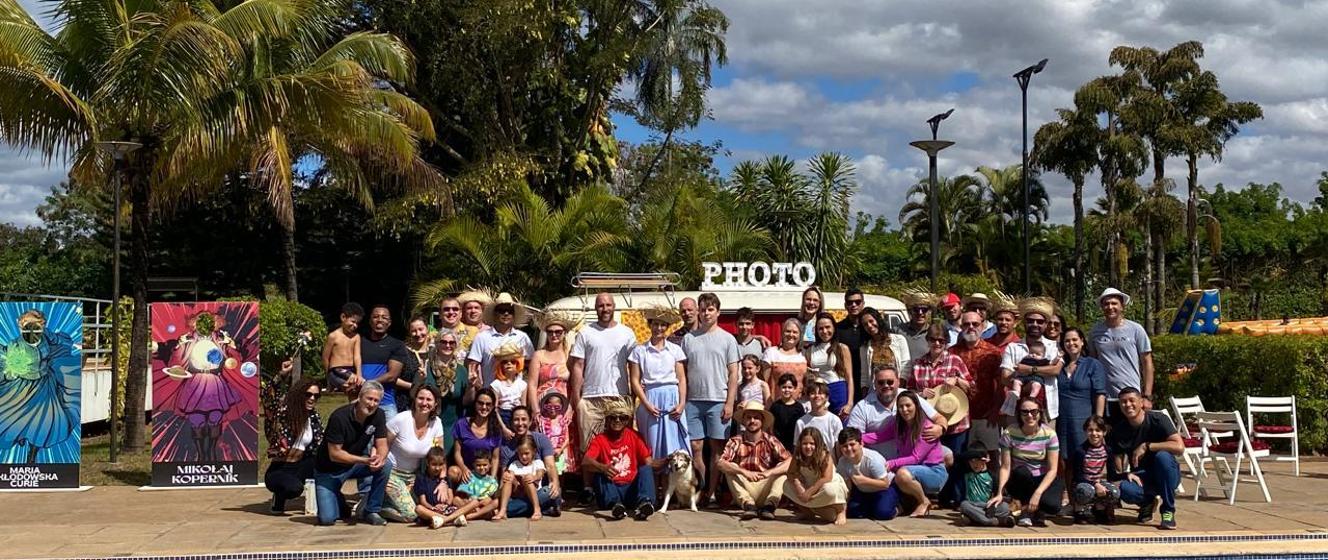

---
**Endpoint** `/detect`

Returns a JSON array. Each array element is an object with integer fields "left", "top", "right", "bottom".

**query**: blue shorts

[
  {"left": 901, "top": 463, "right": 949, "bottom": 495},
  {"left": 686, "top": 400, "right": 727, "bottom": 441}
]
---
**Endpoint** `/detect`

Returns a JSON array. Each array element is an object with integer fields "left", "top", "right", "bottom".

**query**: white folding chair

[
  {"left": 1247, "top": 396, "right": 1300, "bottom": 476},
  {"left": 1192, "top": 411, "right": 1272, "bottom": 504},
  {"left": 1169, "top": 396, "right": 1225, "bottom": 482}
]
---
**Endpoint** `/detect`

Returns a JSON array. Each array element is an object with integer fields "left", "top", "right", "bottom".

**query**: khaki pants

[
  {"left": 577, "top": 395, "right": 634, "bottom": 452},
  {"left": 727, "top": 473, "right": 788, "bottom": 508}
]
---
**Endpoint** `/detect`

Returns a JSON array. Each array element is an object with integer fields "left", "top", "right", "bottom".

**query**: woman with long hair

[
  {"left": 858, "top": 307, "right": 910, "bottom": 396},
  {"left": 783, "top": 427, "right": 848, "bottom": 524},
  {"left": 449, "top": 388, "right": 503, "bottom": 485},
  {"left": 885, "top": 390, "right": 947, "bottom": 517},
  {"left": 804, "top": 313, "right": 854, "bottom": 417},
  {"left": 380, "top": 385, "right": 446, "bottom": 522},
  {"left": 420, "top": 331, "right": 474, "bottom": 452},
  {"left": 796, "top": 287, "right": 825, "bottom": 344},
  {"left": 906, "top": 322, "right": 972, "bottom": 507},
  {"left": 263, "top": 378, "right": 323, "bottom": 513}
]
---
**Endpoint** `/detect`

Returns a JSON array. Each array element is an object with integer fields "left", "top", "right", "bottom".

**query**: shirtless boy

[{"left": 324, "top": 302, "right": 364, "bottom": 394}]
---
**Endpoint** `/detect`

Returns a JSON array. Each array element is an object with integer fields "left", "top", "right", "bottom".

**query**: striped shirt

[
  {"left": 1000, "top": 424, "right": 1059, "bottom": 477},
  {"left": 1075, "top": 442, "right": 1109, "bottom": 485}
]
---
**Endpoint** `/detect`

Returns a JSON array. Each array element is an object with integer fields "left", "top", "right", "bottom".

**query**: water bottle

[{"left": 304, "top": 479, "right": 317, "bottom": 515}]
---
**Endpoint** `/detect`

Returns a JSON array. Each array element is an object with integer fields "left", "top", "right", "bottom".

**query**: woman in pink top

[{"left": 884, "top": 391, "right": 947, "bottom": 517}]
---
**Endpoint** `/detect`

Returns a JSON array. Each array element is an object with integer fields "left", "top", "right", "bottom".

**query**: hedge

[{"left": 1152, "top": 334, "right": 1328, "bottom": 454}]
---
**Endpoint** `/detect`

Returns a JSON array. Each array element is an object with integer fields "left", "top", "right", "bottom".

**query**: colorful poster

[
  {"left": 0, "top": 302, "right": 82, "bottom": 489},
  {"left": 150, "top": 302, "right": 260, "bottom": 487}
]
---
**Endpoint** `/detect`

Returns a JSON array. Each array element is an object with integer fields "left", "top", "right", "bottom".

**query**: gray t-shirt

[
  {"left": 1087, "top": 319, "right": 1152, "bottom": 400},
  {"left": 570, "top": 322, "right": 636, "bottom": 398},
  {"left": 836, "top": 448, "right": 889, "bottom": 487},
  {"left": 683, "top": 327, "right": 740, "bottom": 402},
  {"left": 736, "top": 337, "right": 764, "bottom": 361}
]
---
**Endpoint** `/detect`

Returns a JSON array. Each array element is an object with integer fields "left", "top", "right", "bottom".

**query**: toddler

[
  {"left": 322, "top": 302, "right": 363, "bottom": 394},
  {"left": 496, "top": 436, "right": 552, "bottom": 521},
  {"left": 537, "top": 391, "right": 576, "bottom": 474},
  {"left": 490, "top": 351, "right": 528, "bottom": 431},
  {"left": 453, "top": 455, "right": 501, "bottom": 521},
  {"left": 413, "top": 447, "right": 477, "bottom": 528}
]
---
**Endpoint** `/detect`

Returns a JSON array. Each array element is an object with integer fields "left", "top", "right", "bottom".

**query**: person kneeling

[
  {"left": 716, "top": 401, "right": 792, "bottom": 520},
  {"left": 836, "top": 427, "right": 899, "bottom": 520},
  {"left": 1109, "top": 388, "right": 1183, "bottom": 530},
  {"left": 313, "top": 381, "right": 391, "bottom": 526},
  {"left": 582, "top": 401, "right": 662, "bottom": 520}
]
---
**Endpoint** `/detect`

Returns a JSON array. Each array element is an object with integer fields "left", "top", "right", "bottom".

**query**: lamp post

[
  {"left": 94, "top": 140, "right": 142, "bottom": 463},
  {"left": 911, "top": 109, "right": 955, "bottom": 293},
  {"left": 1014, "top": 58, "right": 1047, "bottom": 295}
]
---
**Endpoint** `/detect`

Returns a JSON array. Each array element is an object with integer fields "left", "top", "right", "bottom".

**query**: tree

[
  {"left": 969, "top": 164, "right": 1047, "bottom": 286},
  {"left": 898, "top": 174, "right": 982, "bottom": 262},
  {"left": 1075, "top": 75, "right": 1150, "bottom": 290},
  {"left": 1034, "top": 106, "right": 1101, "bottom": 321}
]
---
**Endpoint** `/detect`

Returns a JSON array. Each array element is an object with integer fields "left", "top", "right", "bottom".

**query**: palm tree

[
  {"left": 898, "top": 174, "right": 982, "bottom": 262},
  {"left": 1034, "top": 106, "right": 1101, "bottom": 321},
  {"left": 805, "top": 152, "right": 857, "bottom": 286},
  {"left": 729, "top": 155, "right": 811, "bottom": 262},
  {"left": 1075, "top": 75, "right": 1150, "bottom": 289},
  {"left": 633, "top": 181, "right": 772, "bottom": 288},
  {"left": 0, "top": 0, "right": 336, "bottom": 451}
]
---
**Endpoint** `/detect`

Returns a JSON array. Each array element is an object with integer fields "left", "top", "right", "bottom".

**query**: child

[
  {"left": 795, "top": 379, "right": 843, "bottom": 452},
  {"left": 414, "top": 447, "right": 479, "bottom": 528},
  {"left": 453, "top": 455, "right": 501, "bottom": 521},
  {"left": 537, "top": 391, "right": 576, "bottom": 474},
  {"left": 322, "top": 302, "right": 363, "bottom": 395},
  {"left": 768, "top": 373, "right": 808, "bottom": 454},
  {"left": 957, "top": 443, "right": 1014, "bottom": 527},
  {"left": 737, "top": 355, "right": 771, "bottom": 408},
  {"left": 489, "top": 342, "right": 528, "bottom": 431},
  {"left": 733, "top": 307, "right": 766, "bottom": 357},
  {"left": 497, "top": 435, "right": 550, "bottom": 521},
  {"left": 784, "top": 426, "right": 849, "bottom": 525},
  {"left": 1001, "top": 340, "right": 1049, "bottom": 416},
  {"left": 1072, "top": 415, "right": 1120, "bottom": 524}
]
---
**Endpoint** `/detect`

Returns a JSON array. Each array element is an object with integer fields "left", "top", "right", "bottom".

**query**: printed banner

[
  {"left": 150, "top": 302, "right": 260, "bottom": 487},
  {"left": 0, "top": 302, "right": 82, "bottom": 489}
]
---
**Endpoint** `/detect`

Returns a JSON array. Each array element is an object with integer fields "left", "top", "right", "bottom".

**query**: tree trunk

[
  {"left": 1143, "top": 215, "right": 1154, "bottom": 335},
  {"left": 634, "top": 128, "right": 674, "bottom": 194},
  {"left": 1187, "top": 153, "right": 1200, "bottom": 289},
  {"left": 1154, "top": 228, "right": 1167, "bottom": 333},
  {"left": 1104, "top": 112, "right": 1120, "bottom": 288},
  {"left": 282, "top": 218, "right": 299, "bottom": 302},
  {"left": 123, "top": 168, "right": 151, "bottom": 453},
  {"left": 1073, "top": 179, "right": 1085, "bottom": 323}
]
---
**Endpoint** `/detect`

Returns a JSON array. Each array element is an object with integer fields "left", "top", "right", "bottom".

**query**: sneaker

[
  {"left": 430, "top": 516, "right": 446, "bottom": 529},
  {"left": 611, "top": 502, "right": 628, "bottom": 520},
  {"left": 1017, "top": 515, "right": 1034, "bottom": 527},
  {"left": 1031, "top": 513, "right": 1047, "bottom": 527},
  {"left": 999, "top": 516, "right": 1016, "bottom": 528},
  {"left": 758, "top": 505, "right": 777, "bottom": 521},
  {"left": 362, "top": 512, "right": 387, "bottom": 526},
  {"left": 455, "top": 514, "right": 468, "bottom": 527},
  {"left": 634, "top": 502, "right": 655, "bottom": 521},
  {"left": 1074, "top": 512, "right": 1092, "bottom": 525},
  {"left": 269, "top": 496, "right": 285, "bottom": 515},
  {"left": 1137, "top": 500, "right": 1156, "bottom": 524},
  {"left": 1159, "top": 511, "right": 1176, "bottom": 530},
  {"left": 739, "top": 504, "right": 758, "bottom": 520},
  {"left": 546, "top": 504, "right": 562, "bottom": 518},
  {"left": 351, "top": 495, "right": 365, "bottom": 519},
  {"left": 579, "top": 490, "right": 596, "bottom": 507}
]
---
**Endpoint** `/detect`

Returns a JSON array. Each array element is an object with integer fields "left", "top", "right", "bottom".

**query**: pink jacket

[{"left": 880, "top": 418, "right": 945, "bottom": 470}]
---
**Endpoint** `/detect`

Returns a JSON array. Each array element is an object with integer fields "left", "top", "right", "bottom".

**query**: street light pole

[
  {"left": 95, "top": 140, "right": 142, "bottom": 463},
  {"left": 1014, "top": 58, "right": 1047, "bottom": 295},
  {"left": 911, "top": 109, "right": 955, "bottom": 293}
]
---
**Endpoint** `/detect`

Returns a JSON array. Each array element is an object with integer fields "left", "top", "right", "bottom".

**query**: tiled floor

[{"left": 6, "top": 461, "right": 1328, "bottom": 559}]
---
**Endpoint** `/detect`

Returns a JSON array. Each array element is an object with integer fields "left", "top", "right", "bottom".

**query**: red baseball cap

[{"left": 940, "top": 293, "right": 961, "bottom": 308}]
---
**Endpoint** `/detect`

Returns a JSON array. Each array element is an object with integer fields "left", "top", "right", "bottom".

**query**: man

[
  {"left": 836, "top": 427, "right": 898, "bottom": 520},
  {"left": 983, "top": 303, "right": 1022, "bottom": 351},
  {"left": 1000, "top": 298, "right": 1062, "bottom": 421},
  {"left": 669, "top": 297, "right": 698, "bottom": 344},
  {"left": 453, "top": 290, "right": 492, "bottom": 356},
  {"left": 1109, "top": 388, "right": 1183, "bottom": 530},
  {"left": 715, "top": 401, "right": 792, "bottom": 520},
  {"left": 500, "top": 406, "right": 563, "bottom": 518},
  {"left": 313, "top": 380, "right": 390, "bottom": 526},
  {"left": 1088, "top": 288, "right": 1155, "bottom": 415},
  {"left": 733, "top": 307, "right": 767, "bottom": 358},
  {"left": 467, "top": 292, "right": 534, "bottom": 386},
  {"left": 360, "top": 305, "right": 414, "bottom": 412},
  {"left": 437, "top": 296, "right": 463, "bottom": 334},
  {"left": 682, "top": 292, "right": 740, "bottom": 504},
  {"left": 962, "top": 293, "right": 996, "bottom": 338},
  {"left": 835, "top": 289, "right": 868, "bottom": 400},
  {"left": 940, "top": 292, "right": 962, "bottom": 345},
  {"left": 950, "top": 311, "right": 1005, "bottom": 452},
  {"left": 845, "top": 366, "right": 943, "bottom": 457},
  {"left": 569, "top": 292, "right": 636, "bottom": 500},
  {"left": 896, "top": 291, "right": 935, "bottom": 381},
  {"left": 582, "top": 401, "right": 660, "bottom": 520}
]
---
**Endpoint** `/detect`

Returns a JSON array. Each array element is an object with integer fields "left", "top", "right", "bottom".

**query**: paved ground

[{"left": 6, "top": 461, "right": 1328, "bottom": 559}]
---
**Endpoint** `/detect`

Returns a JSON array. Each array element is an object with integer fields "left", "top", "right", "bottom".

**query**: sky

[{"left": 3, "top": 0, "right": 1326, "bottom": 227}]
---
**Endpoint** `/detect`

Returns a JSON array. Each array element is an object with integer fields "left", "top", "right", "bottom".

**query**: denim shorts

[
  {"left": 901, "top": 463, "right": 949, "bottom": 494},
  {"left": 685, "top": 400, "right": 727, "bottom": 440}
]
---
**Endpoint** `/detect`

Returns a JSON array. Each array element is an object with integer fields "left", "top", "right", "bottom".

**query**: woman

[
  {"left": 628, "top": 306, "right": 689, "bottom": 460},
  {"left": 762, "top": 318, "right": 809, "bottom": 398},
  {"left": 859, "top": 307, "right": 910, "bottom": 382},
  {"left": 1046, "top": 313, "right": 1067, "bottom": 343},
  {"left": 993, "top": 397, "right": 1063, "bottom": 526},
  {"left": 381, "top": 385, "right": 447, "bottom": 522},
  {"left": 1056, "top": 327, "right": 1106, "bottom": 455},
  {"left": 399, "top": 316, "right": 433, "bottom": 411},
  {"left": 804, "top": 313, "right": 853, "bottom": 417},
  {"left": 449, "top": 388, "right": 504, "bottom": 485},
  {"left": 906, "top": 322, "right": 972, "bottom": 506},
  {"left": 526, "top": 311, "right": 574, "bottom": 464},
  {"left": 796, "top": 287, "right": 825, "bottom": 344},
  {"left": 501, "top": 406, "right": 563, "bottom": 517},
  {"left": 783, "top": 427, "right": 849, "bottom": 525},
  {"left": 263, "top": 378, "right": 322, "bottom": 513},
  {"left": 419, "top": 332, "right": 473, "bottom": 452},
  {"left": 884, "top": 391, "right": 947, "bottom": 517}
]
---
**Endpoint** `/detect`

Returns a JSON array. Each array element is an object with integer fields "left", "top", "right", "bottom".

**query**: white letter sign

[{"left": 700, "top": 261, "right": 816, "bottom": 291}]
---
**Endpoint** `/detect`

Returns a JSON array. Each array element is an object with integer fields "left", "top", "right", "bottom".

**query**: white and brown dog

[{"left": 660, "top": 449, "right": 699, "bottom": 512}]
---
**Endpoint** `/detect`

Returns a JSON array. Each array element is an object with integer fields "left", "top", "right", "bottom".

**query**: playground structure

[{"left": 1170, "top": 288, "right": 1328, "bottom": 336}]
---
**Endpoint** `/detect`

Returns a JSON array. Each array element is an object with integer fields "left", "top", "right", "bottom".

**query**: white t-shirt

[
  {"left": 805, "top": 342, "right": 842, "bottom": 384},
  {"left": 507, "top": 459, "right": 547, "bottom": 488},
  {"left": 293, "top": 418, "right": 314, "bottom": 451},
  {"left": 795, "top": 412, "right": 843, "bottom": 451},
  {"left": 570, "top": 322, "right": 637, "bottom": 398},
  {"left": 836, "top": 448, "right": 891, "bottom": 488},
  {"left": 628, "top": 341, "right": 686, "bottom": 386},
  {"left": 1001, "top": 337, "right": 1061, "bottom": 420},
  {"left": 490, "top": 377, "right": 528, "bottom": 411},
  {"left": 846, "top": 389, "right": 938, "bottom": 457},
  {"left": 467, "top": 328, "right": 534, "bottom": 385},
  {"left": 385, "top": 410, "right": 445, "bottom": 472}
]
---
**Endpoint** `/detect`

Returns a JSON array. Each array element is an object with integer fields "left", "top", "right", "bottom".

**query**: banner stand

[
  {"left": 138, "top": 483, "right": 262, "bottom": 492},
  {"left": 0, "top": 485, "right": 92, "bottom": 493}
]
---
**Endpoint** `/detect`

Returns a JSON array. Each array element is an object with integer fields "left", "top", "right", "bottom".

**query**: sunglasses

[
  {"left": 1026, "top": 319, "right": 1045, "bottom": 325},
  {"left": 1019, "top": 409, "right": 1040, "bottom": 416},
  {"left": 928, "top": 338, "right": 948, "bottom": 344},
  {"left": 440, "top": 340, "right": 457, "bottom": 346},
  {"left": 496, "top": 309, "right": 514, "bottom": 316},
  {"left": 1049, "top": 321, "right": 1062, "bottom": 328},
  {"left": 546, "top": 329, "right": 565, "bottom": 335},
  {"left": 306, "top": 391, "right": 321, "bottom": 400},
  {"left": 909, "top": 307, "right": 930, "bottom": 314},
  {"left": 607, "top": 415, "right": 630, "bottom": 422},
  {"left": 875, "top": 379, "right": 896, "bottom": 386},
  {"left": 441, "top": 307, "right": 461, "bottom": 312},
  {"left": 847, "top": 299, "right": 864, "bottom": 306}
]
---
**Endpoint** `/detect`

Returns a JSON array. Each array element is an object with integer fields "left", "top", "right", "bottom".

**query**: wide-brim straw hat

[
  {"left": 641, "top": 304, "right": 682, "bottom": 325},
  {"left": 989, "top": 291, "right": 1020, "bottom": 318},
  {"left": 900, "top": 289, "right": 937, "bottom": 309},
  {"left": 536, "top": 309, "right": 581, "bottom": 331},
  {"left": 604, "top": 399, "right": 634, "bottom": 419},
  {"left": 491, "top": 340, "right": 526, "bottom": 362},
  {"left": 962, "top": 293, "right": 991, "bottom": 309},
  {"left": 482, "top": 292, "right": 530, "bottom": 326},
  {"left": 738, "top": 400, "right": 775, "bottom": 431},
  {"left": 1018, "top": 296, "right": 1058, "bottom": 321},
  {"left": 1098, "top": 287, "right": 1132, "bottom": 308},
  {"left": 927, "top": 384, "right": 970, "bottom": 428},
  {"left": 456, "top": 287, "right": 494, "bottom": 307}
]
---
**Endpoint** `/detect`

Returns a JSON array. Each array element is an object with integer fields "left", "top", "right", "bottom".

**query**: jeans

[
  {"left": 507, "top": 486, "right": 561, "bottom": 517},
  {"left": 1006, "top": 464, "right": 1064, "bottom": 515},
  {"left": 847, "top": 486, "right": 899, "bottom": 520},
  {"left": 595, "top": 468, "right": 656, "bottom": 510},
  {"left": 314, "top": 464, "right": 389, "bottom": 525},
  {"left": 960, "top": 499, "right": 1012, "bottom": 525},
  {"left": 901, "top": 463, "right": 949, "bottom": 494},
  {"left": 939, "top": 430, "right": 968, "bottom": 505},
  {"left": 1119, "top": 452, "right": 1180, "bottom": 514}
]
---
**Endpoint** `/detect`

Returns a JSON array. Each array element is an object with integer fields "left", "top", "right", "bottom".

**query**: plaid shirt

[
  {"left": 908, "top": 351, "right": 973, "bottom": 433},
  {"left": 721, "top": 431, "right": 791, "bottom": 472},
  {"left": 950, "top": 340, "right": 1005, "bottom": 423}
]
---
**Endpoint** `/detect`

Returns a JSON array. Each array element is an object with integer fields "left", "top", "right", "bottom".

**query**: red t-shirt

[{"left": 585, "top": 428, "right": 652, "bottom": 485}]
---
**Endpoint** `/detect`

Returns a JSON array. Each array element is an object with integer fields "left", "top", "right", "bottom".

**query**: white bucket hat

[{"left": 1098, "top": 287, "right": 1131, "bottom": 307}]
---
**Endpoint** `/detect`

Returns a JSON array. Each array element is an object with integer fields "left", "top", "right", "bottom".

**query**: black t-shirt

[
  {"left": 1107, "top": 410, "right": 1176, "bottom": 465},
  {"left": 360, "top": 333, "right": 416, "bottom": 411},
  {"left": 835, "top": 316, "right": 864, "bottom": 382},
  {"left": 769, "top": 400, "right": 807, "bottom": 453},
  {"left": 316, "top": 403, "right": 388, "bottom": 474}
]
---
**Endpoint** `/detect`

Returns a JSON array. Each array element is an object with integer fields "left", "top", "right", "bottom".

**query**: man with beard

[
  {"left": 715, "top": 402, "right": 792, "bottom": 520},
  {"left": 949, "top": 311, "right": 1004, "bottom": 453},
  {"left": 939, "top": 293, "right": 963, "bottom": 345},
  {"left": 467, "top": 293, "right": 534, "bottom": 387},
  {"left": 569, "top": 292, "right": 636, "bottom": 503},
  {"left": 1000, "top": 298, "right": 1062, "bottom": 423},
  {"left": 962, "top": 293, "right": 996, "bottom": 338},
  {"left": 895, "top": 291, "right": 935, "bottom": 382},
  {"left": 983, "top": 298, "right": 1022, "bottom": 351}
]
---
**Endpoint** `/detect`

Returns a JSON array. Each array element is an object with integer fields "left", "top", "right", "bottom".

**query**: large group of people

[{"left": 262, "top": 286, "right": 1181, "bottom": 531}]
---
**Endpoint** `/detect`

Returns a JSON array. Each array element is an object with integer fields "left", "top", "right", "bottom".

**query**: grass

[{"left": 79, "top": 397, "right": 346, "bottom": 486}]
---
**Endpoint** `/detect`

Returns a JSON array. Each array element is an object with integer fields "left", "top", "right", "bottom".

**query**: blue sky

[{"left": 4, "top": 0, "right": 1328, "bottom": 227}]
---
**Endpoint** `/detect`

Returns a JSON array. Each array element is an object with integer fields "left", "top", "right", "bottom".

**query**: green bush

[
  {"left": 217, "top": 296, "right": 327, "bottom": 379},
  {"left": 1152, "top": 334, "right": 1328, "bottom": 454}
]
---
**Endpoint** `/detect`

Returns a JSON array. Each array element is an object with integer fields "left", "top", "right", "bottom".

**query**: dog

[{"left": 661, "top": 449, "right": 699, "bottom": 513}]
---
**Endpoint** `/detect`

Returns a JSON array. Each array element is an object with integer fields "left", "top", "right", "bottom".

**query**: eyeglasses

[
  {"left": 960, "top": 321, "right": 982, "bottom": 328},
  {"left": 1048, "top": 321, "right": 1062, "bottom": 328},
  {"left": 1019, "top": 409, "right": 1040, "bottom": 416},
  {"left": 441, "top": 307, "right": 460, "bottom": 312},
  {"left": 440, "top": 340, "right": 457, "bottom": 346},
  {"left": 928, "top": 338, "right": 947, "bottom": 344},
  {"left": 875, "top": 379, "right": 896, "bottom": 386},
  {"left": 306, "top": 391, "right": 321, "bottom": 400}
]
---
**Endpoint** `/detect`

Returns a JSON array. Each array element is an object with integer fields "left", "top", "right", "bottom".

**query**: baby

[
  {"left": 322, "top": 302, "right": 363, "bottom": 395},
  {"left": 1002, "top": 340, "right": 1048, "bottom": 416}
]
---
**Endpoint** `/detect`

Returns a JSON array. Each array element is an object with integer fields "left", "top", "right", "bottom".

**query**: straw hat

[
  {"left": 1018, "top": 296, "right": 1058, "bottom": 321},
  {"left": 491, "top": 340, "right": 525, "bottom": 362},
  {"left": 900, "top": 289, "right": 937, "bottom": 309},
  {"left": 536, "top": 309, "right": 581, "bottom": 331},
  {"left": 962, "top": 293, "right": 991, "bottom": 309},
  {"left": 482, "top": 292, "right": 530, "bottom": 326},
  {"left": 641, "top": 304, "right": 682, "bottom": 325},
  {"left": 604, "top": 398, "right": 634, "bottom": 419},
  {"left": 988, "top": 291, "right": 1020, "bottom": 318},
  {"left": 927, "top": 384, "right": 970, "bottom": 428},
  {"left": 456, "top": 287, "right": 494, "bottom": 308},
  {"left": 737, "top": 400, "right": 775, "bottom": 431}
]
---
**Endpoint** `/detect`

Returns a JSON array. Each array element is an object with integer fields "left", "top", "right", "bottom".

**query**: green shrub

[
  {"left": 217, "top": 296, "right": 327, "bottom": 379},
  {"left": 1152, "top": 334, "right": 1328, "bottom": 454}
]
